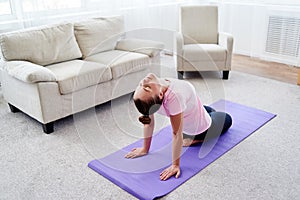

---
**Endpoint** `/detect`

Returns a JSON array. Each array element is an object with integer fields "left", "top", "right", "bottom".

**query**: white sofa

[{"left": 0, "top": 16, "right": 164, "bottom": 133}]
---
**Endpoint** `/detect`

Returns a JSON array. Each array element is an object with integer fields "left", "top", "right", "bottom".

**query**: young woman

[{"left": 124, "top": 73, "right": 232, "bottom": 181}]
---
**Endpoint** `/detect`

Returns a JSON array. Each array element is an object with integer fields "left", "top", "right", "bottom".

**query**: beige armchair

[{"left": 175, "top": 5, "right": 234, "bottom": 79}]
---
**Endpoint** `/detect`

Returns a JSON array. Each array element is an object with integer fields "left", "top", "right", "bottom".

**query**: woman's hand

[
  {"left": 124, "top": 147, "right": 148, "bottom": 159},
  {"left": 159, "top": 165, "right": 181, "bottom": 181}
]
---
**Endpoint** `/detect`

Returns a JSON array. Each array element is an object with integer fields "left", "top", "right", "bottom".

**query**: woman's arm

[
  {"left": 142, "top": 114, "right": 155, "bottom": 153},
  {"left": 170, "top": 112, "right": 183, "bottom": 166},
  {"left": 125, "top": 114, "right": 154, "bottom": 158},
  {"left": 160, "top": 112, "right": 183, "bottom": 180}
]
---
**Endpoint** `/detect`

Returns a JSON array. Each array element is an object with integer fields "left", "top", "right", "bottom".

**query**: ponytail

[{"left": 139, "top": 115, "right": 151, "bottom": 124}]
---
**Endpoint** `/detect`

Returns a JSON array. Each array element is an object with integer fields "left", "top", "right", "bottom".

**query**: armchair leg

[
  {"left": 177, "top": 71, "right": 184, "bottom": 80},
  {"left": 8, "top": 103, "right": 20, "bottom": 113},
  {"left": 42, "top": 122, "right": 54, "bottom": 134},
  {"left": 222, "top": 71, "right": 229, "bottom": 80}
]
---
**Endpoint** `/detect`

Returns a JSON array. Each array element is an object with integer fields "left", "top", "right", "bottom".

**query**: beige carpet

[{"left": 0, "top": 56, "right": 299, "bottom": 199}]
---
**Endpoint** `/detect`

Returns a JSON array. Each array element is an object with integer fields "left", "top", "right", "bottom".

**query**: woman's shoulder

[
  {"left": 167, "top": 78, "right": 192, "bottom": 89},
  {"left": 164, "top": 79, "right": 190, "bottom": 100},
  {"left": 165, "top": 77, "right": 186, "bottom": 85}
]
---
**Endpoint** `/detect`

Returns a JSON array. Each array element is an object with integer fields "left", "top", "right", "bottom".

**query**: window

[
  {"left": 22, "top": 0, "right": 82, "bottom": 12},
  {"left": 212, "top": 0, "right": 300, "bottom": 6},
  {"left": 0, "top": 0, "right": 12, "bottom": 15}
]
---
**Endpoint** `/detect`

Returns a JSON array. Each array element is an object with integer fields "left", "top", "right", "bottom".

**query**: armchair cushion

[
  {"left": 0, "top": 23, "right": 82, "bottom": 66},
  {"left": 115, "top": 39, "right": 164, "bottom": 57},
  {"left": 74, "top": 16, "right": 124, "bottom": 58},
  {"left": 183, "top": 44, "right": 227, "bottom": 61},
  {"left": 4, "top": 61, "right": 57, "bottom": 83}
]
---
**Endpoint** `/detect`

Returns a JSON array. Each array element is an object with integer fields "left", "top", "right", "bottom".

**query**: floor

[
  {"left": 0, "top": 54, "right": 299, "bottom": 200},
  {"left": 231, "top": 54, "right": 299, "bottom": 85}
]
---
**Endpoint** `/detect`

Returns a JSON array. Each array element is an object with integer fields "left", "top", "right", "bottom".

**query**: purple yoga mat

[{"left": 88, "top": 99, "right": 276, "bottom": 199}]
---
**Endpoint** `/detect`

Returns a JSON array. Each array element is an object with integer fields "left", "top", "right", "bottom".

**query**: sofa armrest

[
  {"left": 115, "top": 39, "right": 164, "bottom": 57},
  {"left": 4, "top": 61, "right": 57, "bottom": 83},
  {"left": 218, "top": 32, "right": 234, "bottom": 67}
]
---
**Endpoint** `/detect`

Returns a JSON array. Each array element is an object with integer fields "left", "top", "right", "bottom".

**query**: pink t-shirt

[{"left": 157, "top": 78, "right": 211, "bottom": 135}]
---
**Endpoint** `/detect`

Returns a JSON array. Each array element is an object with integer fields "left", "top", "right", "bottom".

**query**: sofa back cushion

[
  {"left": 74, "top": 16, "right": 124, "bottom": 58},
  {"left": 0, "top": 23, "right": 82, "bottom": 66}
]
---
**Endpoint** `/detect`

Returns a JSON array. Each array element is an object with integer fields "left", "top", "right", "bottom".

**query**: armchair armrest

[
  {"left": 0, "top": 57, "right": 4, "bottom": 70},
  {"left": 174, "top": 32, "right": 184, "bottom": 71},
  {"left": 115, "top": 39, "right": 164, "bottom": 57},
  {"left": 218, "top": 32, "right": 234, "bottom": 53},
  {"left": 174, "top": 32, "right": 184, "bottom": 56},
  {"left": 4, "top": 61, "right": 57, "bottom": 83},
  {"left": 218, "top": 32, "right": 234, "bottom": 67}
]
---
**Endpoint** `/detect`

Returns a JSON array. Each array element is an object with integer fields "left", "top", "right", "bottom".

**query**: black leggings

[{"left": 183, "top": 106, "right": 232, "bottom": 141}]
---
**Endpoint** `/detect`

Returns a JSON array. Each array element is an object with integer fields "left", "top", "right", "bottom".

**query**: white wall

[{"left": 218, "top": 2, "right": 300, "bottom": 67}]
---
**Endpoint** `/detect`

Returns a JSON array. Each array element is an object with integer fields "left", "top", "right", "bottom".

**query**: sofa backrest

[
  {"left": 74, "top": 16, "right": 125, "bottom": 59},
  {"left": 0, "top": 23, "right": 82, "bottom": 66}
]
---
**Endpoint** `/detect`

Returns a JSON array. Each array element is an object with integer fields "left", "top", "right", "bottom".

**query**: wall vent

[{"left": 265, "top": 15, "right": 300, "bottom": 58}]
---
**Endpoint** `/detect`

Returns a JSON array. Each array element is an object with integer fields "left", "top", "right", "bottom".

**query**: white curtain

[
  {"left": 0, "top": 0, "right": 207, "bottom": 51},
  {"left": 0, "top": 0, "right": 206, "bottom": 31}
]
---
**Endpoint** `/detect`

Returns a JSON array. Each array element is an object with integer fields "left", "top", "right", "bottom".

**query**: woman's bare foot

[{"left": 183, "top": 138, "right": 204, "bottom": 147}]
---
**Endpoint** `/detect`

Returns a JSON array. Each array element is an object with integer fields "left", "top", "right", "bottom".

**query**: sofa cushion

[
  {"left": 85, "top": 50, "right": 150, "bottom": 79},
  {"left": 47, "top": 60, "right": 112, "bottom": 95},
  {"left": 74, "top": 16, "right": 124, "bottom": 58},
  {"left": 0, "top": 23, "right": 82, "bottom": 66},
  {"left": 183, "top": 44, "right": 227, "bottom": 61},
  {"left": 4, "top": 61, "right": 57, "bottom": 83},
  {"left": 115, "top": 39, "right": 165, "bottom": 57}
]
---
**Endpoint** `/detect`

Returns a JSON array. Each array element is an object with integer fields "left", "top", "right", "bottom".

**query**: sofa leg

[
  {"left": 8, "top": 103, "right": 20, "bottom": 113},
  {"left": 222, "top": 71, "right": 229, "bottom": 80},
  {"left": 177, "top": 71, "right": 184, "bottom": 80},
  {"left": 42, "top": 122, "right": 54, "bottom": 134}
]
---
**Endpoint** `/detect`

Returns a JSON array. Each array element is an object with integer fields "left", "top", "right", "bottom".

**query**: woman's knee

[
  {"left": 204, "top": 105, "right": 216, "bottom": 113},
  {"left": 210, "top": 112, "right": 232, "bottom": 133},
  {"left": 225, "top": 113, "right": 232, "bottom": 129}
]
